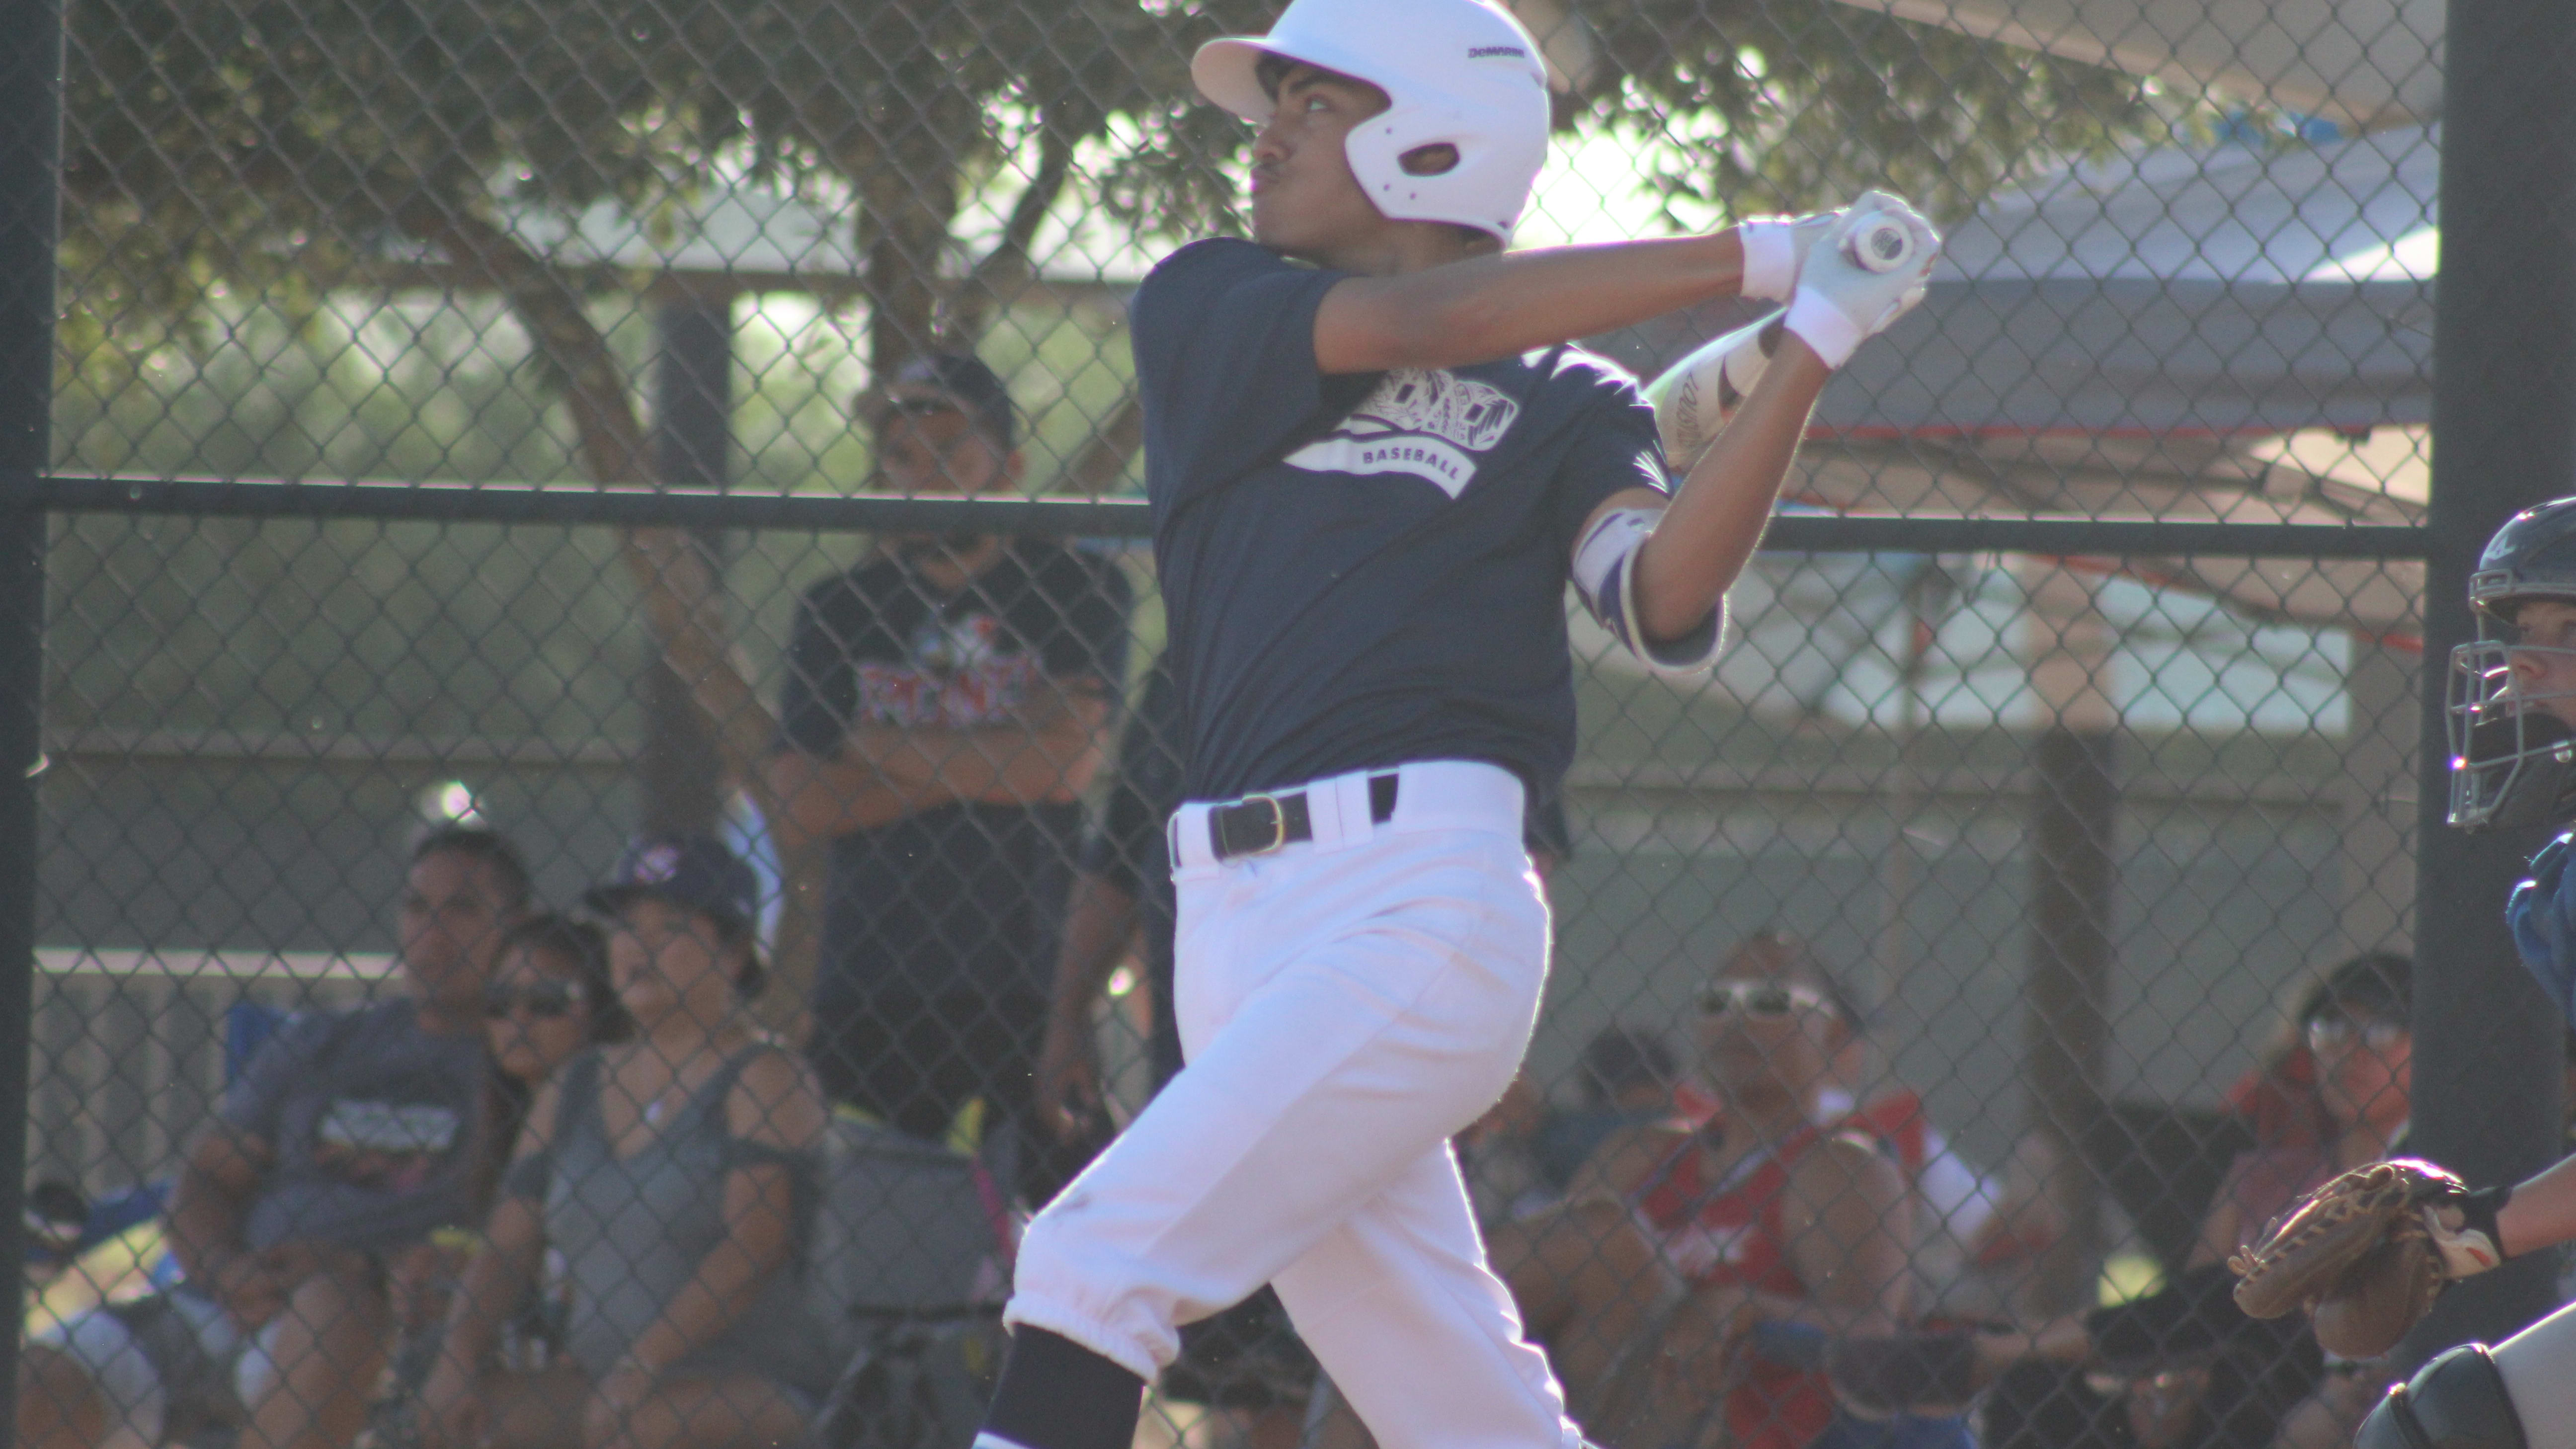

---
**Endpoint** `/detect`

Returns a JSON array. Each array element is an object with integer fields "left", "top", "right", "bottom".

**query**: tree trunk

[
  {"left": 401, "top": 203, "right": 824, "bottom": 1034},
  {"left": 849, "top": 126, "right": 965, "bottom": 378},
  {"left": 641, "top": 288, "right": 733, "bottom": 838}
]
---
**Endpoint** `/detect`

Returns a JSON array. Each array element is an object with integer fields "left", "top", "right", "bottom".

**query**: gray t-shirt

[
  {"left": 521, "top": 1045, "right": 833, "bottom": 1396},
  {"left": 219, "top": 998, "right": 486, "bottom": 1253}
]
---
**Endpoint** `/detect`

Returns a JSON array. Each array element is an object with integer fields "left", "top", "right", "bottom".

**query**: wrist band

[
  {"left": 1739, "top": 219, "right": 1797, "bottom": 303},
  {"left": 2462, "top": 1183, "right": 2514, "bottom": 1261}
]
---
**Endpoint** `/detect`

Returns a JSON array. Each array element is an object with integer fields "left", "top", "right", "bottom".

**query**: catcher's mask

[{"left": 2449, "top": 495, "right": 2576, "bottom": 830}]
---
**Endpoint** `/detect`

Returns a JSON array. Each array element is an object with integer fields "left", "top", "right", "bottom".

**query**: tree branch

[
  {"left": 396, "top": 200, "right": 825, "bottom": 1033},
  {"left": 942, "top": 120, "right": 1081, "bottom": 348},
  {"left": 1059, "top": 391, "right": 1145, "bottom": 497}
]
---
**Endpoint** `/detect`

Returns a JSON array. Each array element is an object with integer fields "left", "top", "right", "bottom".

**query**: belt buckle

[{"left": 1238, "top": 793, "right": 1289, "bottom": 856}]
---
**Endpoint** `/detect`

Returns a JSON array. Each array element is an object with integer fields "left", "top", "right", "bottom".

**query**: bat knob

[{"left": 1848, "top": 216, "right": 1913, "bottom": 274}]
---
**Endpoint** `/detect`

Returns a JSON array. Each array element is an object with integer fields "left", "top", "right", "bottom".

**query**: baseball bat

[
  {"left": 1639, "top": 309, "right": 1786, "bottom": 467},
  {"left": 1846, "top": 213, "right": 1914, "bottom": 274}
]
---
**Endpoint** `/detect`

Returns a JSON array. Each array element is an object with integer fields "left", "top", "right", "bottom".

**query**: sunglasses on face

[
  {"left": 485, "top": 982, "right": 580, "bottom": 1021},
  {"left": 2305, "top": 1015, "right": 2407, "bottom": 1054},
  {"left": 1697, "top": 980, "right": 1829, "bottom": 1019}
]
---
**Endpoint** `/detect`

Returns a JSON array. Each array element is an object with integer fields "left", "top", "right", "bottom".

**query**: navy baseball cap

[
  {"left": 583, "top": 834, "right": 760, "bottom": 937},
  {"left": 866, "top": 352, "right": 1017, "bottom": 451}
]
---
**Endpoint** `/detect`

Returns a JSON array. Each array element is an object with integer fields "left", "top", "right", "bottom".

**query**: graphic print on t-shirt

[
  {"left": 310, "top": 1098, "right": 462, "bottom": 1194},
  {"left": 852, "top": 612, "right": 1043, "bottom": 729},
  {"left": 1283, "top": 368, "right": 1523, "bottom": 498}
]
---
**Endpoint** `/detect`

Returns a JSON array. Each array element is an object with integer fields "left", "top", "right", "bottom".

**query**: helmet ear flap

[{"left": 1344, "top": 102, "right": 1539, "bottom": 238}]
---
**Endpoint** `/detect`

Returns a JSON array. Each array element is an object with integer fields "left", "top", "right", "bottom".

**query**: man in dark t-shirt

[
  {"left": 766, "top": 353, "right": 1131, "bottom": 1198},
  {"left": 974, "top": 2, "right": 1938, "bottom": 1447}
]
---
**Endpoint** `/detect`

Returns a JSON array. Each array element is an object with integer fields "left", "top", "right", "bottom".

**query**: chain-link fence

[{"left": 5, "top": 0, "right": 2548, "bottom": 1445}]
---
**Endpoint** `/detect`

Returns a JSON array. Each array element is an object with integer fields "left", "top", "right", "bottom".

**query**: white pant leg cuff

[{"left": 1000, "top": 1297, "right": 1167, "bottom": 1384}]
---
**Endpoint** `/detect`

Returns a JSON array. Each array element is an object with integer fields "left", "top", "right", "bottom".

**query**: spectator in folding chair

[
  {"left": 1486, "top": 934, "right": 1943, "bottom": 1449},
  {"left": 1860, "top": 954, "right": 2415, "bottom": 1449},
  {"left": 1529, "top": 1026, "right": 1684, "bottom": 1199},
  {"left": 420, "top": 835, "right": 833, "bottom": 1449},
  {"left": 401, "top": 915, "right": 628, "bottom": 1344},
  {"left": 475, "top": 915, "right": 631, "bottom": 1182},
  {"left": 768, "top": 351, "right": 1132, "bottom": 1205},
  {"left": 17, "top": 824, "right": 530, "bottom": 1449}
]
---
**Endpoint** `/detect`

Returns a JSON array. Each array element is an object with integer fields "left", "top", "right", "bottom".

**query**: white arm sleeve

[{"left": 1570, "top": 506, "right": 1726, "bottom": 675}]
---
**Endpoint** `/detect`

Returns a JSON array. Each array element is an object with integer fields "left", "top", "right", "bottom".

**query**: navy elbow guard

[{"left": 1571, "top": 506, "right": 1723, "bottom": 674}]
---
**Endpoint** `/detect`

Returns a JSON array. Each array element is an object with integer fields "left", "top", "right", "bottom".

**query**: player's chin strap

[{"left": 1570, "top": 505, "right": 1724, "bottom": 676}]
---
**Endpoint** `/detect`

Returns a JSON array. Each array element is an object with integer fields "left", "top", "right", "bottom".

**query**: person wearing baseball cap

[
  {"left": 972, "top": 1, "right": 1941, "bottom": 1447},
  {"left": 865, "top": 351, "right": 1019, "bottom": 455},
  {"left": 769, "top": 353, "right": 1131, "bottom": 1207},
  {"left": 580, "top": 833, "right": 768, "bottom": 1001},
  {"left": 419, "top": 833, "right": 835, "bottom": 1449}
]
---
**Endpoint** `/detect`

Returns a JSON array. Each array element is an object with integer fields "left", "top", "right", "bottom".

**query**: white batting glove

[
  {"left": 1735, "top": 208, "right": 1844, "bottom": 304},
  {"left": 1781, "top": 196, "right": 1940, "bottom": 369},
  {"left": 1844, "top": 189, "right": 1932, "bottom": 320}
]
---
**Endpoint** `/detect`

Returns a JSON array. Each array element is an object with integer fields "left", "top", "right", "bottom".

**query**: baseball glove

[{"left": 2227, "top": 1159, "right": 2503, "bottom": 1361}]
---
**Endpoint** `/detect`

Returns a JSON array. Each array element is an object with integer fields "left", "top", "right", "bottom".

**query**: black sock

[{"left": 979, "top": 1326, "right": 1146, "bottom": 1449}]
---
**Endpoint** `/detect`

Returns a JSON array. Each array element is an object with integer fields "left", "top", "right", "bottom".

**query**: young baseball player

[
  {"left": 973, "top": 1, "right": 1937, "bottom": 1446},
  {"left": 2346, "top": 495, "right": 2576, "bottom": 1449}
]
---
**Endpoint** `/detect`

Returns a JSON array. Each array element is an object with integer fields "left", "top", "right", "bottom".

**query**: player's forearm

[
  {"left": 1315, "top": 231, "right": 1749, "bottom": 375},
  {"left": 1630, "top": 335, "right": 1830, "bottom": 641},
  {"left": 1050, "top": 874, "right": 1142, "bottom": 1021},
  {"left": 1752, "top": 1286, "right": 1905, "bottom": 1339},
  {"left": 437, "top": 1202, "right": 544, "bottom": 1369},
  {"left": 2497, "top": 1152, "right": 2576, "bottom": 1258},
  {"left": 863, "top": 698, "right": 1111, "bottom": 806},
  {"left": 762, "top": 748, "right": 928, "bottom": 841}
]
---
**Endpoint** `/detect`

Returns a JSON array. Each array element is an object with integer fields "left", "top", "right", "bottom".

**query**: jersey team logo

[{"left": 1284, "top": 368, "right": 1521, "bottom": 498}]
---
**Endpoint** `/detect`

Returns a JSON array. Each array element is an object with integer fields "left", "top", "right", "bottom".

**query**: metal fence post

[
  {"left": 640, "top": 284, "right": 736, "bottom": 835},
  {"left": 2407, "top": 0, "right": 2576, "bottom": 1359},
  {"left": 0, "top": 0, "right": 64, "bottom": 1415}
]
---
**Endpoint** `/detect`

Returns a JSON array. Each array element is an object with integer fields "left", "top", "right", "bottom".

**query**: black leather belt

[{"left": 1208, "top": 774, "right": 1400, "bottom": 861}]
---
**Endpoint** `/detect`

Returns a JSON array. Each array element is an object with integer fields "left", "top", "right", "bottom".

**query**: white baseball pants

[
  {"left": 2496, "top": 1293, "right": 2576, "bottom": 1447},
  {"left": 1005, "top": 759, "right": 1581, "bottom": 1449}
]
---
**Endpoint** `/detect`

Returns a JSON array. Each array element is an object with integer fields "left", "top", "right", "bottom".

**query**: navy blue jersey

[
  {"left": 2509, "top": 831, "right": 2576, "bottom": 1026},
  {"left": 1132, "top": 238, "right": 1669, "bottom": 801}
]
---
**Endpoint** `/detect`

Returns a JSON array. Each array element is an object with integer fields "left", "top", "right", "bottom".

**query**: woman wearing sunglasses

[
  {"left": 1493, "top": 933, "right": 1935, "bottom": 1449},
  {"left": 378, "top": 917, "right": 628, "bottom": 1397},
  {"left": 478, "top": 916, "right": 628, "bottom": 1184},
  {"left": 421, "top": 835, "right": 833, "bottom": 1449}
]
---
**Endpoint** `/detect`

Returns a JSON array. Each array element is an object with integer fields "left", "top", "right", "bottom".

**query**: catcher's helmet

[
  {"left": 2448, "top": 496, "right": 2576, "bottom": 829},
  {"left": 1193, "top": 0, "right": 1551, "bottom": 240}
]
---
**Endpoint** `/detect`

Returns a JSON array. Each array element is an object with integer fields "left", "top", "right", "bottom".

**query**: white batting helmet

[{"left": 1193, "top": 0, "right": 1552, "bottom": 240}]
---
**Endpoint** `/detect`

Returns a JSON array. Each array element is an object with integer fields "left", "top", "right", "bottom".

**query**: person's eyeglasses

[
  {"left": 485, "top": 983, "right": 580, "bottom": 1021},
  {"left": 1697, "top": 981, "right": 1827, "bottom": 1019},
  {"left": 2305, "top": 1015, "right": 2407, "bottom": 1054}
]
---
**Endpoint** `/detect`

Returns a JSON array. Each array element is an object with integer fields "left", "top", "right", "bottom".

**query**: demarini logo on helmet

[
  {"left": 1284, "top": 368, "right": 1522, "bottom": 498},
  {"left": 1466, "top": 45, "right": 1527, "bottom": 58}
]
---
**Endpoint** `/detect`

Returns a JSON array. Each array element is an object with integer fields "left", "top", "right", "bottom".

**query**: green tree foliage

[
  {"left": 59, "top": 0, "right": 2176, "bottom": 373},
  {"left": 48, "top": 0, "right": 2188, "bottom": 1001}
]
